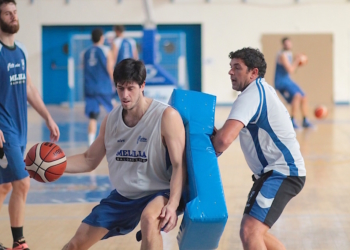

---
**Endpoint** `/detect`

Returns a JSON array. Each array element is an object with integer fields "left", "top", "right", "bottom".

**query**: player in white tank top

[
  {"left": 63, "top": 59, "right": 186, "bottom": 250},
  {"left": 211, "top": 48, "right": 305, "bottom": 250}
]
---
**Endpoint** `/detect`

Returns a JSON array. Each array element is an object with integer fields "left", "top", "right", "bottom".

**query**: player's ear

[{"left": 251, "top": 68, "right": 259, "bottom": 79}]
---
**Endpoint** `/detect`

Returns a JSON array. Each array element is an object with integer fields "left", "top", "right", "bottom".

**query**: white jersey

[
  {"left": 105, "top": 100, "right": 172, "bottom": 199},
  {"left": 228, "top": 78, "right": 305, "bottom": 177}
]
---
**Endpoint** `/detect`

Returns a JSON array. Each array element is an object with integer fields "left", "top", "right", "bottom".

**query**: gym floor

[{"left": 1, "top": 104, "right": 350, "bottom": 250}]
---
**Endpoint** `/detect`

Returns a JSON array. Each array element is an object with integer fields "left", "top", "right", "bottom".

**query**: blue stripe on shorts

[{"left": 248, "top": 171, "right": 286, "bottom": 224}]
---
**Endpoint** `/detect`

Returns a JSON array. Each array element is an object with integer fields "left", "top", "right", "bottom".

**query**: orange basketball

[
  {"left": 25, "top": 142, "right": 67, "bottom": 183},
  {"left": 314, "top": 105, "right": 328, "bottom": 119},
  {"left": 298, "top": 54, "right": 308, "bottom": 66}
]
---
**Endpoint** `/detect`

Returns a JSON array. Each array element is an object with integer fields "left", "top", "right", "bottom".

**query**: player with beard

[{"left": 0, "top": 1, "right": 60, "bottom": 249}]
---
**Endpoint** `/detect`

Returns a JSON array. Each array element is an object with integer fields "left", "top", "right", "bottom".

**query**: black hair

[
  {"left": 113, "top": 58, "right": 146, "bottom": 87},
  {"left": 91, "top": 28, "right": 103, "bottom": 43},
  {"left": 228, "top": 47, "right": 267, "bottom": 78},
  {"left": 282, "top": 37, "right": 290, "bottom": 45},
  {"left": 114, "top": 25, "right": 124, "bottom": 33}
]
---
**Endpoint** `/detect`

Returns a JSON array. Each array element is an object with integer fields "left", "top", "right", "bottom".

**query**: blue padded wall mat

[{"left": 168, "top": 89, "right": 228, "bottom": 250}]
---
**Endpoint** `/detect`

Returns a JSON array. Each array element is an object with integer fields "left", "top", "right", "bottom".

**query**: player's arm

[
  {"left": 280, "top": 52, "right": 301, "bottom": 74},
  {"left": 65, "top": 116, "right": 108, "bottom": 173},
  {"left": 211, "top": 119, "right": 244, "bottom": 155},
  {"left": 133, "top": 47, "right": 139, "bottom": 60},
  {"left": 26, "top": 69, "right": 60, "bottom": 142},
  {"left": 159, "top": 107, "right": 186, "bottom": 233},
  {"left": 0, "top": 129, "right": 5, "bottom": 148},
  {"left": 111, "top": 42, "right": 119, "bottom": 65},
  {"left": 106, "top": 50, "right": 114, "bottom": 83}
]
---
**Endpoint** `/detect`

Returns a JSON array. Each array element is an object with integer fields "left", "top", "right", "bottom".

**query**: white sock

[{"left": 88, "top": 133, "right": 96, "bottom": 146}]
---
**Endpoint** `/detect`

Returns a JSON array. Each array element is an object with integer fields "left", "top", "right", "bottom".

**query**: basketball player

[
  {"left": 211, "top": 48, "right": 306, "bottom": 250},
  {"left": 111, "top": 25, "right": 139, "bottom": 65},
  {"left": 62, "top": 58, "right": 186, "bottom": 250},
  {"left": 0, "top": 1, "right": 60, "bottom": 249},
  {"left": 83, "top": 28, "right": 114, "bottom": 146},
  {"left": 274, "top": 37, "right": 313, "bottom": 129},
  {"left": 111, "top": 25, "right": 139, "bottom": 103}
]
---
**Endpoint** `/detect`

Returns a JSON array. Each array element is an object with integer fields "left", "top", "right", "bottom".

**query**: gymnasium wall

[{"left": 16, "top": 0, "right": 350, "bottom": 105}]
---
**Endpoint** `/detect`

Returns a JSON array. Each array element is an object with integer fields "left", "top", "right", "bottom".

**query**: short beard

[{"left": 0, "top": 17, "right": 19, "bottom": 34}]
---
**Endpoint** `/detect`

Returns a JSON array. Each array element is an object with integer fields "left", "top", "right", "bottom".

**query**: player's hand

[
  {"left": 0, "top": 129, "right": 5, "bottom": 148},
  {"left": 295, "top": 54, "right": 303, "bottom": 65},
  {"left": 46, "top": 117, "right": 60, "bottom": 142},
  {"left": 159, "top": 203, "right": 178, "bottom": 233},
  {"left": 210, "top": 126, "right": 218, "bottom": 141}
]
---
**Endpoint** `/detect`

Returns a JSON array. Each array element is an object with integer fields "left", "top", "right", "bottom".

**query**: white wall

[{"left": 15, "top": 0, "right": 350, "bottom": 104}]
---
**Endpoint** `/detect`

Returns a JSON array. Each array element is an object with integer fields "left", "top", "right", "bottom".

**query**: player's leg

[
  {"left": 0, "top": 148, "right": 12, "bottom": 210},
  {"left": 291, "top": 92, "right": 302, "bottom": 120},
  {"left": 62, "top": 223, "right": 108, "bottom": 250},
  {"left": 1, "top": 145, "right": 30, "bottom": 249},
  {"left": 276, "top": 83, "right": 300, "bottom": 129},
  {"left": 288, "top": 81, "right": 313, "bottom": 128},
  {"left": 242, "top": 171, "right": 305, "bottom": 250},
  {"left": 300, "top": 95, "right": 313, "bottom": 128},
  {"left": 264, "top": 231, "right": 286, "bottom": 250},
  {"left": 9, "top": 177, "right": 30, "bottom": 227},
  {"left": 0, "top": 183, "right": 12, "bottom": 211},
  {"left": 85, "top": 96, "right": 100, "bottom": 146},
  {"left": 240, "top": 214, "right": 276, "bottom": 250},
  {"left": 140, "top": 195, "right": 168, "bottom": 250},
  {"left": 88, "top": 116, "right": 98, "bottom": 146}
]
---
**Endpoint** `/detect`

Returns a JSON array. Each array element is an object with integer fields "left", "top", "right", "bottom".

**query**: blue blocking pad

[{"left": 168, "top": 89, "right": 228, "bottom": 250}]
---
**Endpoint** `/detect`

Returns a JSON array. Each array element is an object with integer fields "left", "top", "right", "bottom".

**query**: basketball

[
  {"left": 314, "top": 105, "right": 328, "bottom": 119},
  {"left": 25, "top": 142, "right": 67, "bottom": 183},
  {"left": 298, "top": 53, "right": 308, "bottom": 66}
]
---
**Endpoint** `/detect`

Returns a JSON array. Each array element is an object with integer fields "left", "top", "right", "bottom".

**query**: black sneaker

[{"left": 0, "top": 243, "right": 9, "bottom": 250}]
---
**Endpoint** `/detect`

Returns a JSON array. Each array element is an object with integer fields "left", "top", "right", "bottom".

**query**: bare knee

[
  {"left": 240, "top": 216, "right": 268, "bottom": 245},
  {"left": 0, "top": 183, "right": 12, "bottom": 196},
  {"left": 140, "top": 211, "right": 161, "bottom": 239},
  {"left": 292, "top": 93, "right": 302, "bottom": 102},
  {"left": 240, "top": 223, "right": 260, "bottom": 244},
  {"left": 64, "top": 233, "right": 85, "bottom": 250},
  {"left": 12, "top": 178, "right": 30, "bottom": 195}
]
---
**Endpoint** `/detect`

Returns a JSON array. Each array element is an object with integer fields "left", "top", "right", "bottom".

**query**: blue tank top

[
  {"left": 83, "top": 45, "right": 113, "bottom": 96},
  {"left": 0, "top": 41, "right": 28, "bottom": 146},
  {"left": 114, "top": 37, "right": 136, "bottom": 65},
  {"left": 274, "top": 51, "right": 292, "bottom": 86}
]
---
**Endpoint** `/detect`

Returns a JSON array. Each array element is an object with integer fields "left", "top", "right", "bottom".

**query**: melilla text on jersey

[{"left": 9, "top": 73, "right": 26, "bottom": 85}]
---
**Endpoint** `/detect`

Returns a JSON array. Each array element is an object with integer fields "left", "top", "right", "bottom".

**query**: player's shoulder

[
  {"left": 97, "top": 45, "right": 111, "bottom": 56},
  {"left": 161, "top": 105, "right": 182, "bottom": 124},
  {"left": 14, "top": 41, "right": 28, "bottom": 56},
  {"left": 242, "top": 80, "right": 261, "bottom": 96}
]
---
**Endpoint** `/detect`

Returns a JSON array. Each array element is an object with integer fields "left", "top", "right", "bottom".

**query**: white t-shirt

[{"left": 228, "top": 78, "right": 306, "bottom": 177}]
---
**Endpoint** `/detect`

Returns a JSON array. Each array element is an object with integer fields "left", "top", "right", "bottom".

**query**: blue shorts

[
  {"left": 244, "top": 170, "right": 305, "bottom": 228},
  {"left": 85, "top": 94, "right": 113, "bottom": 119},
  {"left": 275, "top": 79, "right": 305, "bottom": 104},
  {"left": 0, "top": 143, "right": 28, "bottom": 184},
  {"left": 83, "top": 189, "right": 174, "bottom": 239}
]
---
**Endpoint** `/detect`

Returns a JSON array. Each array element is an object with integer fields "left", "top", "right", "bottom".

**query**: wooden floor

[{"left": 1, "top": 105, "right": 350, "bottom": 250}]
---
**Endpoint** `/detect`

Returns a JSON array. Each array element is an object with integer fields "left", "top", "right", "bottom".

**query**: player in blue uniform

[
  {"left": 111, "top": 25, "right": 138, "bottom": 65},
  {"left": 111, "top": 25, "right": 138, "bottom": 103},
  {"left": 274, "top": 37, "right": 313, "bottom": 129},
  {"left": 0, "top": 1, "right": 60, "bottom": 249},
  {"left": 212, "top": 48, "right": 305, "bottom": 250},
  {"left": 83, "top": 28, "right": 114, "bottom": 146}
]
